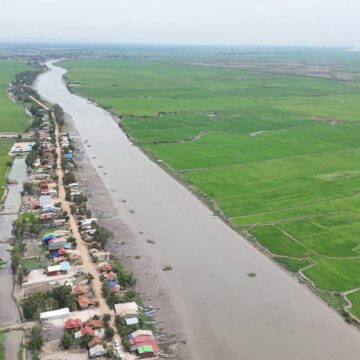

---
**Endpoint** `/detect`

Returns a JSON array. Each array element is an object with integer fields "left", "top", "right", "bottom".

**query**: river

[
  {"left": 35, "top": 61, "right": 360, "bottom": 360},
  {"left": 0, "top": 157, "right": 27, "bottom": 359}
]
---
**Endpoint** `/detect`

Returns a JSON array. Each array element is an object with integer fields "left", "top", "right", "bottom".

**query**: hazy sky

[{"left": 0, "top": 0, "right": 358, "bottom": 46}]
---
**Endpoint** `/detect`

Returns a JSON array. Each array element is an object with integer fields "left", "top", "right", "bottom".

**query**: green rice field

[
  {"left": 0, "top": 60, "right": 29, "bottom": 200},
  {"left": 61, "top": 50, "right": 360, "bottom": 317},
  {"left": 0, "top": 60, "right": 29, "bottom": 133}
]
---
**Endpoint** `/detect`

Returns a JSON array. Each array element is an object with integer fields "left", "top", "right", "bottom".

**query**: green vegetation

[
  {"left": 20, "top": 285, "right": 77, "bottom": 320},
  {"left": 274, "top": 257, "right": 311, "bottom": 273},
  {"left": 0, "top": 60, "right": 29, "bottom": 133},
  {"left": 0, "top": 139, "right": 13, "bottom": 200},
  {"left": 61, "top": 332, "right": 74, "bottom": 349},
  {"left": 347, "top": 291, "right": 360, "bottom": 319},
  {"left": 27, "top": 325, "right": 43, "bottom": 351},
  {"left": 0, "top": 332, "right": 5, "bottom": 360},
  {"left": 61, "top": 52, "right": 360, "bottom": 316}
]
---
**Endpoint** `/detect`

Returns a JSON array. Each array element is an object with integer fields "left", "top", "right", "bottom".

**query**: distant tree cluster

[{"left": 52, "top": 104, "right": 65, "bottom": 126}]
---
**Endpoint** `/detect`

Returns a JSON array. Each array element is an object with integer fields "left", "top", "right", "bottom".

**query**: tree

[
  {"left": 106, "top": 291, "right": 121, "bottom": 307},
  {"left": 103, "top": 313, "right": 111, "bottom": 328},
  {"left": 32, "top": 352, "right": 41, "bottom": 360},
  {"left": 79, "top": 333, "right": 93, "bottom": 348},
  {"left": 23, "top": 182, "right": 34, "bottom": 194},
  {"left": 94, "top": 225, "right": 113, "bottom": 249},
  {"left": 106, "top": 349, "right": 114, "bottom": 358},
  {"left": 86, "top": 272, "right": 94, "bottom": 284},
  {"left": 21, "top": 285, "right": 76, "bottom": 320},
  {"left": 27, "top": 325, "right": 43, "bottom": 351},
  {"left": 63, "top": 172, "right": 76, "bottom": 185},
  {"left": 52, "top": 104, "right": 65, "bottom": 126},
  {"left": 62, "top": 332, "right": 74, "bottom": 349},
  {"left": 104, "top": 326, "right": 115, "bottom": 340}
]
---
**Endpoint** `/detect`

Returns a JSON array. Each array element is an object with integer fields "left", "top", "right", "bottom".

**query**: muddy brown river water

[{"left": 35, "top": 61, "right": 360, "bottom": 360}]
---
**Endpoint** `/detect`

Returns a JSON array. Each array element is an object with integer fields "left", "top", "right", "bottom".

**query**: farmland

[
  {"left": 0, "top": 60, "right": 29, "bottom": 133},
  {"left": 61, "top": 51, "right": 360, "bottom": 318},
  {"left": 0, "top": 60, "right": 29, "bottom": 200}
]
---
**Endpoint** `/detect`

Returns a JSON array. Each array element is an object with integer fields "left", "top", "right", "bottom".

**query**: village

[{"left": 8, "top": 100, "right": 165, "bottom": 360}]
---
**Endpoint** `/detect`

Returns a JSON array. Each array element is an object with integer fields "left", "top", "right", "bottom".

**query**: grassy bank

[{"left": 60, "top": 52, "right": 360, "bottom": 318}]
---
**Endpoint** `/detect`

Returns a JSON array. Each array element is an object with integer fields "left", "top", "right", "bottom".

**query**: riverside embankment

[{"left": 35, "top": 60, "right": 360, "bottom": 360}]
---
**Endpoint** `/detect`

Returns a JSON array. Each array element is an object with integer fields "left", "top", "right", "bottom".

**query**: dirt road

[{"left": 54, "top": 117, "right": 135, "bottom": 360}]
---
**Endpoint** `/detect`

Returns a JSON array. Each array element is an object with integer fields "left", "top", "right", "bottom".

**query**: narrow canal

[{"left": 0, "top": 157, "right": 28, "bottom": 359}]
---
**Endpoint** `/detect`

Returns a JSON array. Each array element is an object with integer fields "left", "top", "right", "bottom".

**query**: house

[
  {"left": 79, "top": 218, "right": 97, "bottom": 227},
  {"left": 109, "top": 287, "right": 121, "bottom": 296},
  {"left": 48, "top": 242, "right": 68, "bottom": 252},
  {"left": 72, "top": 284, "right": 86, "bottom": 296},
  {"left": 31, "top": 200, "right": 40, "bottom": 209},
  {"left": 137, "top": 344, "right": 158, "bottom": 358},
  {"left": 60, "top": 261, "right": 71, "bottom": 272},
  {"left": 128, "top": 329, "right": 159, "bottom": 356},
  {"left": 39, "top": 213, "right": 53, "bottom": 222},
  {"left": 77, "top": 295, "right": 95, "bottom": 309},
  {"left": 100, "top": 262, "right": 112, "bottom": 273},
  {"left": 47, "top": 264, "right": 61, "bottom": 276},
  {"left": 64, "top": 152, "right": 73, "bottom": 161},
  {"left": 90, "top": 249, "right": 109, "bottom": 262},
  {"left": 46, "top": 261, "right": 70, "bottom": 276},
  {"left": 84, "top": 319, "right": 103, "bottom": 329},
  {"left": 81, "top": 325, "right": 95, "bottom": 337},
  {"left": 51, "top": 247, "right": 67, "bottom": 258},
  {"left": 129, "top": 330, "right": 154, "bottom": 339},
  {"left": 130, "top": 336, "right": 159, "bottom": 357},
  {"left": 89, "top": 344, "right": 105, "bottom": 358},
  {"left": 88, "top": 335, "right": 102, "bottom": 348},
  {"left": 103, "top": 271, "right": 117, "bottom": 281},
  {"left": 64, "top": 318, "right": 82, "bottom": 332},
  {"left": 114, "top": 301, "right": 139, "bottom": 318},
  {"left": 42, "top": 233, "right": 56, "bottom": 245},
  {"left": 53, "top": 219, "right": 66, "bottom": 227},
  {"left": 39, "top": 195, "right": 53, "bottom": 208},
  {"left": 10, "top": 142, "right": 35, "bottom": 154},
  {"left": 40, "top": 307, "right": 69, "bottom": 321},
  {"left": 54, "top": 229, "right": 70, "bottom": 237}
]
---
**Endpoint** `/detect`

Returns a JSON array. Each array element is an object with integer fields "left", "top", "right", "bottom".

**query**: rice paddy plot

[{"left": 0, "top": 60, "right": 30, "bottom": 133}]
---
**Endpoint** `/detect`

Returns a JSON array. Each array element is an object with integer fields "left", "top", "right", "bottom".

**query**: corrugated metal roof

[{"left": 40, "top": 307, "right": 69, "bottom": 320}]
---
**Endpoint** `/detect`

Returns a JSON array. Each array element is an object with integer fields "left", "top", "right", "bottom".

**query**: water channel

[{"left": 0, "top": 157, "right": 27, "bottom": 359}]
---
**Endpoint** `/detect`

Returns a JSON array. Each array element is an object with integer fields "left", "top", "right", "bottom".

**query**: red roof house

[
  {"left": 72, "top": 284, "right": 86, "bottom": 296},
  {"left": 81, "top": 325, "right": 94, "bottom": 336},
  {"left": 84, "top": 319, "right": 103, "bottom": 329},
  {"left": 88, "top": 335, "right": 102, "bottom": 348},
  {"left": 77, "top": 295, "right": 95, "bottom": 309},
  {"left": 64, "top": 318, "right": 82, "bottom": 332},
  {"left": 130, "top": 336, "right": 159, "bottom": 354}
]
